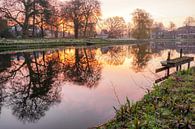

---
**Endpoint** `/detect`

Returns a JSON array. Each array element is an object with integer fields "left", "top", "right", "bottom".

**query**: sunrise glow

[{"left": 100, "top": 0, "right": 195, "bottom": 27}]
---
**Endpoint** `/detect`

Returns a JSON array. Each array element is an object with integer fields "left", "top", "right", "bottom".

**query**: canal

[{"left": 0, "top": 42, "right": 195, "bottom": 129}]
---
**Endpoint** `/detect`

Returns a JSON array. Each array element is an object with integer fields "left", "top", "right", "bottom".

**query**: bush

[{"left": 0, "top": 28, "right": 14, "bottom": 38}]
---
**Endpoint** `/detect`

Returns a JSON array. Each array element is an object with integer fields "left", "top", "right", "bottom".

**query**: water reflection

[
  {"left": 0, "top": 48, "right": 104, "bottom": 123},
  {"left": 131, "top": 44, "right": 152, "bottom": 72},
  {"left": 0, "top": 42, "right": 194, "bottom": 129},
  {"left": 62, "top": 48, "right": 102, "bottom": 88},
  {"left": 0, "top": 52, "right": 62, "bottom": 123},
  {"left": 100, "top": 46, "right": 126, "bottom": 65}
]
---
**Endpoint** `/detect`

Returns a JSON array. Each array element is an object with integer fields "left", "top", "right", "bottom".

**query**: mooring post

[
  {"left": 179, "top": 49, "right": 183, "bottom": 70},
  {"left": 176, "top": 66, "right": 179, "bottom": 71},
  {"left": 180, "top": 49, "right": 183, "bottom": 58},
  {"left": 167, "top": 51, "right": 171, "bottom": 76},
  {"left": 167, "top": 51, "right": 171, "bottom": 61},
  {"left": 188, "top": 62, "right": 190, "bottom": 69}
]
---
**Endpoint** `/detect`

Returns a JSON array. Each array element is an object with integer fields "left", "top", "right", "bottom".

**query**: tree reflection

[
  {"left": 0, "top": 52, "right": 61, "bottom": 123},
  {"left": 131, "top": 44, "right": 151, "bottom": 72},
  {"left": 100, "top": 46, "right": 126, "bottom": 66},
  {"left": 62, "top": 48, "right": 102, "bottom": 88},
  {"left": 0, "top": 54, "right": 12, "bottom": 115},
  {"left": 0, "top": 48, "right": 103, "bottom": 121}
]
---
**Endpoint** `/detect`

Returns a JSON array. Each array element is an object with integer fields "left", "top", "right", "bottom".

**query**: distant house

[
  {"left": 176, "top": 26, "right": 195, "bottom": 39},
  {"left": 9, "top": 25, "right": 22, "bottom": 37},
  {"left": 151, "top": 25, "right": 195, "bottom": 39},
  {"left": 9, "top": 25, "right": 43, "bottom": 38},
  {"left": 151, "top": 27, "right": 176, "bottom": 39},
  {"left": 151, "top": 27, "right": 168, "bottom": 39}
]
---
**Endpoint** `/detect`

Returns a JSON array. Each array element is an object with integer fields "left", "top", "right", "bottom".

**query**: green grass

[
  {"left": 0, "top": 38, "right": 149, "bottom": 53},
  {"left": 0, "top": 38, "right": 105, "bottom": 52},
  {"left": 97, "top": 68, "right": 195, "bottom": 129}
]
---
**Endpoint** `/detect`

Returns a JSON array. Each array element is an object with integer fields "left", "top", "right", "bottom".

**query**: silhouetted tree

[
  {"left": 63, "top": 48, "right": 102, "bottom": 88},
  {"left": 62, "top": 0, "right": 101, "bottom": 38},
  {"left": 0, "top": 0, "right": 34, "bottom": 37},
  {"left": 0, "top": 52, "right": 62, "bottom": 123},
  {"left": 0, "top": 0, "right": 53, "bottom": 38},
  {"left": 82, "top": 0, "right": 101, "bottom": 38}
]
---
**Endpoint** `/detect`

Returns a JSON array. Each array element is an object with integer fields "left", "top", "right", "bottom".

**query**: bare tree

[
  {"left": 0, "top": 0, "right": 36, "bottom": 38},
  {"left": 62, "top": 0, "right": 84, "bottom": 39},
  {"left": 62, "top": 0, "right": 101, "bottom": 39},
  {"left": 0, "top": 0, "right": 58, "bottom": 38},
  {"left": 104, "top": 16, "right": 127, "bottom": 38},
  {"left": 47, "top": 5, "right": 62, "bottom": 38},
  {"left": 32, "top": 0, "right": 52, "bottom": 37},
  {"left": 82, "top": 0, "right": 101, "bottom": 38}
]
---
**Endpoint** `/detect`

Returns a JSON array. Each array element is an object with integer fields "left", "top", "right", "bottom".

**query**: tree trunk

[
  {"left": 55, "top": 27, "right": 58, "bottom": 38},
  {"left": 74, "top": 20, "right": 79, "bottom": 39},
  {"left": 84, "top": 20, "right": 88, "bottom": 38},
  {"left": 63, "top": 23, "right": 65, "bottom": 38},
  {"left": 32, "top": 0, "right": 36, "bottom": 38},
  {"left": 41, "top": 17, "right": 44, "bottom": 38},
  {"left": 22, "top": 26, "right": 28, "bottom": 38}
]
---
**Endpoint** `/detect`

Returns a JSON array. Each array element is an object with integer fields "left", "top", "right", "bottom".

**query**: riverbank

[
  {"left": 96, "top": 68, "right": 195, "bottom": 129},
  {"left": 1, "top": 38, "right": 195, "bottom": 53},
  {"left": 0, "top": 38, "right": 147, "bottom": 53}
]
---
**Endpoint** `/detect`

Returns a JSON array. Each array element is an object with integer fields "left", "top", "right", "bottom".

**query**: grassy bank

[
  {"left": 0, "top": 38, "right": 150, "bottom": 53},
  {"left": 0, "top": 38, "right": 106, "bottom": 52},
  {"left": 97, "top": 68, "right": 195, "bottom": 129}
]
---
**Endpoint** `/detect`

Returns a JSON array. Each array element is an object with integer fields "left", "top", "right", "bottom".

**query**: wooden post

[
  {"left": 167, "top": 52, "right": 170, "bottom": 76},
  {"left": 176, "top": 66, "right": 179, "bottom": 71},
  {"left": 179, "top": 65, "right": 182, "bottom": 70},
  {"left": 188, "top": 62, "right": 190, "bottom": 69},
  {"left": 180, "top": 49, "right": 183, "bottom": 58},
  {"left": 167, "top": 51, "right": 171, "bottom": 61},
  {"left": 179, "top": 49, "right": 182, "bottom": 70},
  {"left": 167, "top": 68, "right": 170, "bottom": 76}
]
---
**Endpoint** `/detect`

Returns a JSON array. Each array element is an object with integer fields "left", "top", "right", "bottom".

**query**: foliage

[
  {"left": 131, "top": 9, "right": 153, "bottom": 39},
  {"left": 99, "top": 68, "right": 195, "bottom": 129},
  {"left": 184, "top": 17, "right": 195, "bottom": 26},
  {"left": 0, "top": 28, "right": 14, "bottom": 38}
]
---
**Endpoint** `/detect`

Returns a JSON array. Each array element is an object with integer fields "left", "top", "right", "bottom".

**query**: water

[{"left": 0, "top": 42, "right": 195, "bottom": 129}]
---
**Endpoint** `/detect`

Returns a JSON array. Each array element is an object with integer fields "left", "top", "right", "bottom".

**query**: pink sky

[{"left": 100, "top": 0, "right": 195, "bottom": 27}]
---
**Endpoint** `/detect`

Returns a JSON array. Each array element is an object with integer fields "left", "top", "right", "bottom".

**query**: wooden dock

[{"left": 155, "top": 49, "right": 194, "bottom": 83}]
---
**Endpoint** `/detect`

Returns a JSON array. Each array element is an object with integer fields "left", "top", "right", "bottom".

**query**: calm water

[{"left": 0, "top": 42, "right": 195, "bottom": 129}]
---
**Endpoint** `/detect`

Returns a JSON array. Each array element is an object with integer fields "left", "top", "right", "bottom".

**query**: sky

[{"left": 100, "top": 0, "right": 195, "bottom": 27}]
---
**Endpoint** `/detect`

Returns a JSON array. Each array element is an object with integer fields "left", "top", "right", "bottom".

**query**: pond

[{"left": 0, "top": 42, "right": 195, "bottom": 129}]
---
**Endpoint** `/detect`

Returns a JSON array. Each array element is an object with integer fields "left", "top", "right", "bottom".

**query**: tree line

[
  {"left": 0, "top": 0, "right": 101, "bottom": 38},
  {"left": 0, "top": 0, "right": 195, "bottom": 39}
]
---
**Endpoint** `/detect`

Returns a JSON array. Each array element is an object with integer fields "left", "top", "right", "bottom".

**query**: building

[
  {"left": 176, "top": 26, "right": 195, "bottom": 39},
  {"left": 151, "top": 25, "right": 195, "bottom": 39},
  {"left": 96, "top": 29, "right": 109, "bottom": 39}
]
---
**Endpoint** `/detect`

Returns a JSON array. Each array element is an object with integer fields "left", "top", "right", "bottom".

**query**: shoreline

[
  {"left": 0, "top": 38, "right": 147, "bottom": 53},
  {"left": 0, "top": 38, "right": 195, "bottom": 54},
  {"left": 94, "top": 68, "right": 195, "bottom": 129}
]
